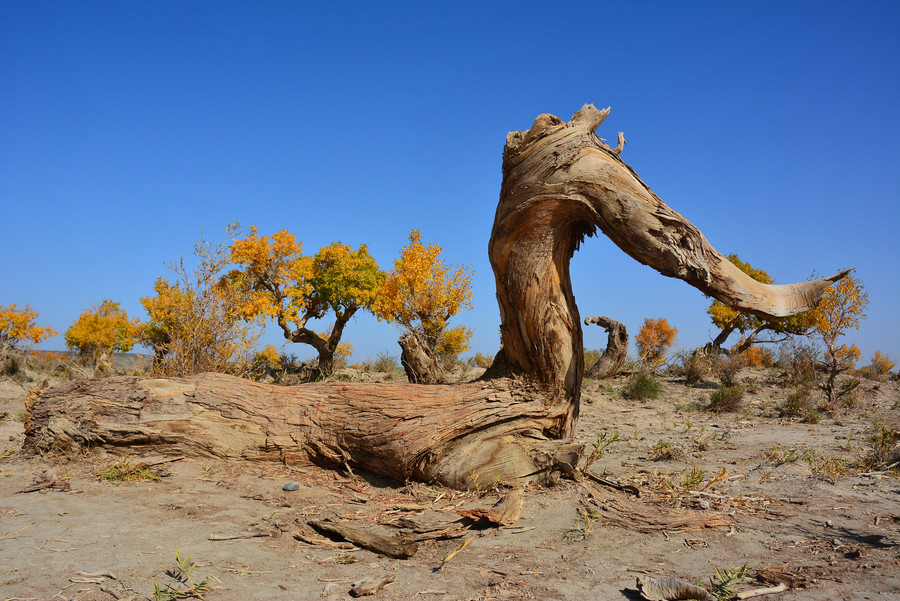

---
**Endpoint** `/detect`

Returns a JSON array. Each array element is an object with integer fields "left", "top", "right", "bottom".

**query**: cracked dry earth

[{"left": 1, "top": 367, "right": 898, "bottom": 601}]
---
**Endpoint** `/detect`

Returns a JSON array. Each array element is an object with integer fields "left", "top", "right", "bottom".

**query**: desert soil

[{"left": 1, "top": 364, "right": 898, "bottom": 601}]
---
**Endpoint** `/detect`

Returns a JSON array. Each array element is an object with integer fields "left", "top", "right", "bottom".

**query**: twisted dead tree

[
  {"left": 24, "top": 104, "right": 847, "bottom": 489},
  {"left": 584, "top": 316, "right": 628, "bottom": 378}
]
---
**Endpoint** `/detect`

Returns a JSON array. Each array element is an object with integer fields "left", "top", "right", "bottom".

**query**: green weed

[
  {"left": 565, "top": 508, "right": 600, "bottom": 541},
  {"left": 153, "top": 549, "right": 210, "bottom": 601},
  {"left": 583, "top": 430, "right": 621, "bottom": 471},
  {"left": 97, "top": 455, "right": 162, "bottom": 483},
  {"left": 708, "top": 564, "right": 751, "bottom": 601},
  {"left": 623, "top": 371, "right": 663, "bottom": 402}
]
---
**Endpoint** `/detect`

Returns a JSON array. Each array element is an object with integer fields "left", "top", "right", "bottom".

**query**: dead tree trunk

[
  {"left": 584, "top": 316, "right": 628, "bottom": 378},
  {"left": 24, "top": 104, "right": 848, "bottom": 489},
  {"left": 397, "top": 332, "right": 449, "bottom": 384}
]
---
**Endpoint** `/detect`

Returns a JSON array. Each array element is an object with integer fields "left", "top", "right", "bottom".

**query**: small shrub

[
  {"left": 858, "top": 421, "right": 899, "bottom": 471},
  {"left": 737, "top": 345, "right": 775, "bottom": 368},
  {"left": 471, "top": 352, "right": 493, "bottom": 369},
  {"left": 373, "top": 351, "right": 400, "bottom": 375},
  {"left": 673, "top": 349, "right": 711, "bottom": 385},
  {"left": 805, "top": 453, "right": 848, "bottom": 485},
  {"left": 565, "top": 508, "right": 600, "bottom": 541},
  {"left": 683, "top": 354, "right": 711, "bottom": 385},
  {"left": 650, "top": 440, "right": 681, "bottom": 461},
  {"left": 803, "top": 407, "right": 822, "bottom": 424},
  {"left": 718, "top": 354, "right": 745, "bottom": 386},
  {"left": 96, "top": 455, "right": 162, "bottom": 483},
  {"left": 764, "top": 443, "right": 798, "bottom": 465},
  {"left": 708, "top": 564, "right": 751, "bottom": 601},
  {"left": 778, "top": 388, "right": 813, "bottom": 418},
  {"left": 583, "top": 430, "right": 621, "bottom": 470},
  {"left": 623, "top": 371, "right": 663, "bottom": 401},
  {"left": 862, "top": 350, "right": 897, "bottom": 380},
  {"left": 776, "top": 340, "right": 818, "bottom": 388},
  {"left": 679, "top": 464, "right": 705, "bottom": 491},
  {"left": 708, "top": 384, "right": 744, "bottom": 413},
  {"left": 1, "top": 354, "right": 20, "bottom": 377},
  {"left": 583, "top": 348, "right": 603, "bottom": 376},
  {"left": 153, "top": 549, "right": 210, "bottom": 601}
]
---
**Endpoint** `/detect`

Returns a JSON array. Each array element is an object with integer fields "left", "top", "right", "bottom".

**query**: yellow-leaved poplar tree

[
  {"left": 140, "top": 224, "right": 263, "bottom": 377},
  {"left": 868, "top": 350, "right": 897, "bottom": 376},
  {"left": 0, "top": 303, "right": 57, "bottom": 351},
  {"left": 635, "top": 317, "right": 677, "bottom": 367},
  {"left": 805, "top": 271, "right": 868, "bottom": 408},
  {"left": 64, "top": 299, "right": 142, "bottom": 361},
  {"left": 224, "top": 227, "right": 383, "bottom": 379},
  {"left": 373, "top": 229, "right": 473, "bottom": 383}
]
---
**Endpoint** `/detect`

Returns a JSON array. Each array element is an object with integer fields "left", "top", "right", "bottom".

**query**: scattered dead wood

[
  {"left": 350, "top": 575, "right": 395, "bottom": 597},
  {"left": 736, "top": 583, "right": 787, "bottom": 599},
  {"left": 636, "top": 575, "right": 715, "bottom": 601},
  {"left": 456, "top": 486, "right": 523, "bottom": 526},
  {"left": 588, "top": 489, "right": 731, "bottom": 533},
  {"left": 208, "top": 529, "right": 271, "bottom": 540},
  {"left": 309, "top": 517, "right": 419, "bottom": 559},
  {"left": 582, "top": 470, "right": 641, "bottom": 497},
  {"left": 134, "top": 455, "right": 185, "bottom": 468},
  {"left": 382, "top": 515, "right": 470, "bottom": 542},
  {"left": 16, "top": 478, "right": 70, "bottom": 493},
  {"left": 291, "top": 522, "right": 356, "bottom": 549}
]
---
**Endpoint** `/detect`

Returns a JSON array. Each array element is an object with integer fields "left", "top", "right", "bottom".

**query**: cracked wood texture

[{"left": 24, "top": 104, "right": 846, "bottom": 489}]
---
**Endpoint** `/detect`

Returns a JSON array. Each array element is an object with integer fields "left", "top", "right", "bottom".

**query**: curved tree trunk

[
  {"left": 24, "top": 104, "right": 847, "bottom": 489},
  {"left": 584, "top": 316, "right": 628, "bottom": 378}
]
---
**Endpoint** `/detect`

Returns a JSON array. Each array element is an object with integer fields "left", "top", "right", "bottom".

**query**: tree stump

[
  {"left": 24, "top": 104, "right": 848, "bottom": 489},
  {"left": 397, "top": 332, "right": 449, "bottom": 384}
]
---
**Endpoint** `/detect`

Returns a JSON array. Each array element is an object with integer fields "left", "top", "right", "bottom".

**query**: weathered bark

[
  {"left": 24, "top": 373, "right": 581, "bottom": 489},
  {"left": 24, "top": 104, "right": 846, "bottom": 489},
  {"left": 397, "top": 332, "right": 449, "bottom": 384},
  {"left": 584, "top": 316, "right": 628, "bottom": 378}
]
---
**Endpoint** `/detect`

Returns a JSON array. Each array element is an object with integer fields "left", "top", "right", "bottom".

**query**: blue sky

[{"left": 2, "top": 1, "right": 898, "bottom": 365}]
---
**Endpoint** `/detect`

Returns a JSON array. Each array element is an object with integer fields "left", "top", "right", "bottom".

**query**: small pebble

[{"left": 282, "top": 481, "right": 300, "bottom": 491}]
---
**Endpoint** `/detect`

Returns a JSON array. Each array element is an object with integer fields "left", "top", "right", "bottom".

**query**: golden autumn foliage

[
  {"left": 635, "top": 317, "right": 677, "bottom": 367},
  {"left": 732, "top": 342, "right": 775, "bottom": 368},
  {"left": 64, "top": 299, "right": 141, "bottom": 360},
  {"left": 224, "top": 227, "right": 383, "bottom": 378},
  {"left": 806, "top": 272, "right": 868, "bottom": 345},
  {"left": 255, "top": 344, "right": 282, "bottom": 370},
  {"left": 373, "top": 229, "right": 474, "bottom": 362},
  {"left": 140, "top": 225, "right": 263, "bottom": 376},
  {"left": 0, "top": 303, "right": 57, "bottom": 350},
  {"left": 868, "top": 350, "right": 897, "bottom": 375},
  {"left": 804, "top": 271, "right": 868, "bottom": 407}
]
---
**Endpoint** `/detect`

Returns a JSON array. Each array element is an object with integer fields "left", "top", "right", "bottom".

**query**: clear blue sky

[{"left": 2, "top": 1, "right": 898, "bottom": 364}]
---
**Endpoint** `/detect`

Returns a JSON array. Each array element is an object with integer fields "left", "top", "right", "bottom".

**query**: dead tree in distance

[
  {"left": 584, "top": 316, "right": 628, "bottom": 378},
  {"left": 25, "top": 105, "right": 848, "bottom": 489}
]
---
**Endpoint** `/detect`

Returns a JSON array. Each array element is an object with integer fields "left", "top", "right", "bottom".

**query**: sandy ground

[{"left": 1, "top": 366, "right": 898, "bottom": 601}]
